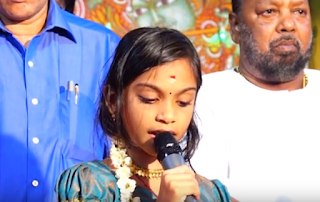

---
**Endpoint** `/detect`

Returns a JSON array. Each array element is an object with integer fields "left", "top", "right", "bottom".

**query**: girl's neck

[
  {"left": 127, "top": 146, "right": 163, "bottom": 196},
  {"left": 104, "top": 145, "right": 163, "bottom": 197},
  {"left": 127, "top": 146, "right": 163, "bottom": 170}
]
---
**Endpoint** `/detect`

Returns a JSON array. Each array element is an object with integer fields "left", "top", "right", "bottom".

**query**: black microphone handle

[
  {"left": 161, "top": 153, "right": 184, "bottom": 169},
  {"left": 185, "top": 196, "right": 197, "bottom": 202},
  {"left": 161, "top": 154, "right": 197, "bottom": 202}
]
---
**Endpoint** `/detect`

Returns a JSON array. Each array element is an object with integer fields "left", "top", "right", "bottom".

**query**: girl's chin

[
  {"left": 142, "top": 148, "right": 158, "bottom": 158},
  {"left": 131, "top": 145, "right": 157, "bottom": 158}
]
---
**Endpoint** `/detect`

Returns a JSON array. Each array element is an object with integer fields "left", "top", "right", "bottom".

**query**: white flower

[
  {"left": 118, "top": 149, "right": 127, "bottom": 157},
  {"left": 110, "top": 156, "right": 122, "bottom": 168},
  {"left": 115, "top": 166, "right": 131, "bottom": 178},
  {"left": 110, "top": 142, "right": 136, "bottom": 202},
  {"left": 124, "top": 157, "right": 132, "bottom": 166},
  {"left": 117, "top": 178, "right": 136, "bottom": 193},
  {"left": 117, "top": 178, "right": 136, "bottom": 201}
]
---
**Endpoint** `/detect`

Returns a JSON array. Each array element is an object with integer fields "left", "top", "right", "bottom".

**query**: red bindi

[{"left": 169, "top": 75, "right": 176, "bottom": 84}]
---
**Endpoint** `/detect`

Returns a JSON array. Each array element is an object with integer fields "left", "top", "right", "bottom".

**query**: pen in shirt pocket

[
  {"left": 67, "top": 80, "right": 75, "bottom": 101},
  {"left": 75, "top": 84, "right": 79, "bottom": 105},
  {"left": 66, "top": 81, "right": 79, "bottom": 105}
]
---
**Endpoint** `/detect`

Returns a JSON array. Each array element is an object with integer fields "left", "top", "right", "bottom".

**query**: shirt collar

[
  {"left": 0, "top": 0, "right": 76, "bottom": 42},
  {"left": 45, "top": 0, "right": 76, "bottom": 42}
]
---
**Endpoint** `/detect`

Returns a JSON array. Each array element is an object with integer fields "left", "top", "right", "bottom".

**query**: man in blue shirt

[{"left": 0, "top": 0, "right": 120, "bottom": 201}]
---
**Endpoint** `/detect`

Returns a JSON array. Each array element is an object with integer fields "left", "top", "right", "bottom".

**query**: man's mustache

[{"left": 270, "top": 35, "right": 301, "bottom": 50}]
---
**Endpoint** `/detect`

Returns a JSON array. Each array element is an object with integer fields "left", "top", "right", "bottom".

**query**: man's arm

[{"left": 232, "top": 197, "right": 240, "bottom": 202}]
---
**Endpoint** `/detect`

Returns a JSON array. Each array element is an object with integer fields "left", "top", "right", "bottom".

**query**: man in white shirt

[{"left": 192, "top": 0, "right": 320, "bottom": 201}]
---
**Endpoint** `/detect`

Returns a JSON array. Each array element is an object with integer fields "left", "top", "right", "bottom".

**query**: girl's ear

[{"left": 103, "top": 85, "right": 117, "bottom": 115}]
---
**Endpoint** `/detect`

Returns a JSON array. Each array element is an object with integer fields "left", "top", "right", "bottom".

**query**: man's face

[
  {"left": 0, "top": 0, "right": 48, "bottom": 22},
  {"left": 232, "top": 0, "right": 313, "bottom": 82}
]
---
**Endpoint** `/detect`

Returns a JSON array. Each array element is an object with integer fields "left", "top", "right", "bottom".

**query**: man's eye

[
  {"left": 263, "top": 9, "right": 275, "bottom": 16},
  {"left": 295, "top": 9, "right": 306, "bottom": 15}
]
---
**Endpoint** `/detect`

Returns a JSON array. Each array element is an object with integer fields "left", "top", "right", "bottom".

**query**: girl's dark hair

[{"left": 97, "top": 27, "right": 202, "bottom": 163}]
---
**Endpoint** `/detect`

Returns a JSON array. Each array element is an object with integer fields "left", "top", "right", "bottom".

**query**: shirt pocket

[
  {"left": 58, "top": 89, "right": 99, "bottom": 165},
  {"left": 60, "top": 140, "right": 96, "bottom": 163}
]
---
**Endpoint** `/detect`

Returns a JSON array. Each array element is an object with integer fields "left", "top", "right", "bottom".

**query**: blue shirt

[{"left": 0, "top": 1, "right": 120, "bottom": 201}]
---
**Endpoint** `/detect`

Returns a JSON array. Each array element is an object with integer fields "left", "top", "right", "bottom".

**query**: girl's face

[{"left": 123, "top": 59, "right": 197, "bottom": 157}]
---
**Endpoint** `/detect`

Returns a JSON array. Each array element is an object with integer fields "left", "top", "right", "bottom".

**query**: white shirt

[{"left": 192, "top": 68, "right": 320, "bottom": 202}]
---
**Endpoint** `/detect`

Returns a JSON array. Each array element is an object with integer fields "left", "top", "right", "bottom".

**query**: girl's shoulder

[
  {"left": 196, "top": 174, "right": 232, "bottom": 202},
  {"left": 55, "top": 160, "right": 119, "bottom": 202}
]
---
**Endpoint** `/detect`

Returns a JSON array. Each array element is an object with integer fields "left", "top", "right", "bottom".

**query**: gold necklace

[
  {"left": 130, "top": 163, "right": 163, "bottom": 179},
  {"left": 235, "top": 66, "right": 308, "bottom": 88}
]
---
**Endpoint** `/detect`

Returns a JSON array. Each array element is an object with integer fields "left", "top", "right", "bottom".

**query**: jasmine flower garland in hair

[{"left": 110, "top": 143, "right": 136, "bottom": 202}]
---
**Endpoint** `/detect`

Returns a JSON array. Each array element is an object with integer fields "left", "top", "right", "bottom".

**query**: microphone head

[{"left": 154, "top": 132, "right": 183, "bottom": 162}]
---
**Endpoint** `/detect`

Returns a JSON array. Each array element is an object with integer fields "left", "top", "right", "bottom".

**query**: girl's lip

[{"left": 148, "top": 130, "right": 176, "bottom": 137}]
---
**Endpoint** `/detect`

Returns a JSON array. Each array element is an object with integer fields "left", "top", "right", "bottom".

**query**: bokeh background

[{"left": 72, "top": 0, "right": 320, "bottom": 74}]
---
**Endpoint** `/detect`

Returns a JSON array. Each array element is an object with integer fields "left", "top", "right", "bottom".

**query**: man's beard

[{"left": 238, "top": 23, "right": 313, "bottom": 83}]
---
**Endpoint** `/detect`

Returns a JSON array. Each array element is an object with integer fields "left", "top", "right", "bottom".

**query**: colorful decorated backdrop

[
  {"left": 310, "top": 0, "right": 320, "bottom": 70},
  {"left": 73, "top": 0, "right": 239, "bottom": 74}
]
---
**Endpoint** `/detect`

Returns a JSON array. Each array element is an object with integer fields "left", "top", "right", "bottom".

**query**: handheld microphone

[{"left": 154, "top": 132, "right": 197, "bottom": 202}]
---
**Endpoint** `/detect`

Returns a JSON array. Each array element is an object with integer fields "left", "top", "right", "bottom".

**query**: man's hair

[
  {"left": 65, "top": 0, "right": 75, "bottom": 13},
  {"left": 232, "top": 0, "right": 242, "bottom": 14}
]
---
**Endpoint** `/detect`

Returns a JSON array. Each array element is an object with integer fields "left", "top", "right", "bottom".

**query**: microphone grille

[
  {"left": 154, "top": 132, "right": 177, "bottom": 151},
  {"left": 154, "top": 132, "right": 182, "bottom": 162}
]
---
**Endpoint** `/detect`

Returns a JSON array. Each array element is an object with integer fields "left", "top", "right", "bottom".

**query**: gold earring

[{"left": 111, "top": 114, "right": 115, "bottom": 121}]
